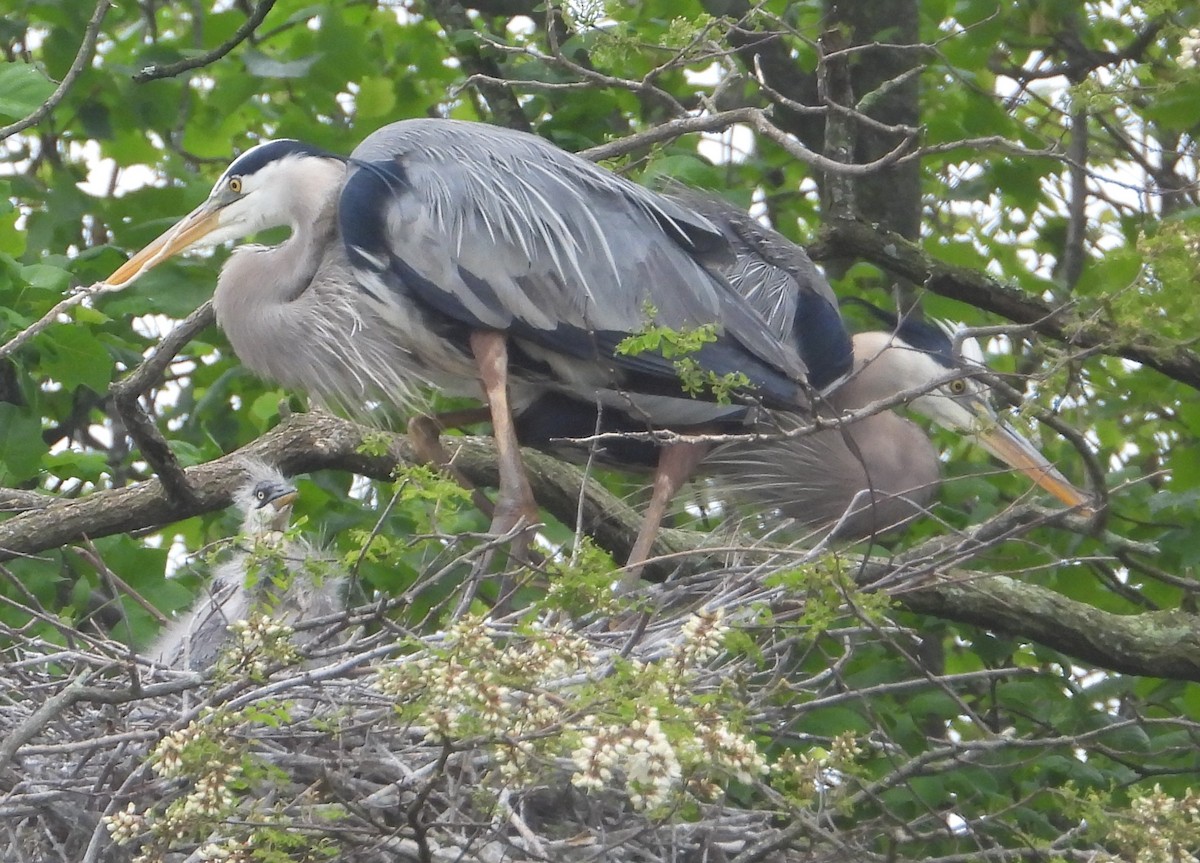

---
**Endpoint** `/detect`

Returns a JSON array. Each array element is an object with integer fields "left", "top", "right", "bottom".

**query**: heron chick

[{"left": 151, "top": 462, "right": 344, "bottom": 671}]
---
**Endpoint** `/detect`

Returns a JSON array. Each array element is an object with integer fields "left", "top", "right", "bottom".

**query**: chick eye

[
  {"left": 948, "top": 379, "right": 967, "bottom": 395},
  {"left": 255, "top": 489, "right": 267, "bottom": 501},
  {"left": 228, "top": 176, "right": 243, "bottom": 194}
]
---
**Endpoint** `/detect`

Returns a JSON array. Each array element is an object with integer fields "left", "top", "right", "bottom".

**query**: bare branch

[
  {"left": 110, "top": 302, "right": 217, "bottom": 506},
  {"left": 0, "top": 0, "right": 111, "bottom": 142},
  {"left": 812, "top": 218, "right": 1200, "bottom": 392},
  {"left": 132, "top": 0, "right": 276, "bottom": 83},
  {"left": 0, "top": 285, "right": 106, "bottom": 363}
]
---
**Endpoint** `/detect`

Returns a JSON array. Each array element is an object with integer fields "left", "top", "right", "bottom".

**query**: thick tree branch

[
  {"left": 0, "top": 411, "right": 690, "bottom": 580},
  {"left": 896, "top": 574, "right": 1200, "bottom": 681},
  {"left": 427, "top": 0, "right": 532, "bottom": 133},
  {"left": 0, "top": 412, "right": 1196, "bottom": 681},
  {"left": 110, "top": 302, "right": 216, "bottom": 507}
]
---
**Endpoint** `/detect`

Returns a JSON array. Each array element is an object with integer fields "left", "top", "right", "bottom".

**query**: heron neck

[
  {"left": 214, "top": 159, "right": 344, "bottom": 316},
  {"left": 212, "top": 176, "right": 342, "bottom": 392},
  {"left": 830, "top": 332, "right": 913, "bottom": 413}
]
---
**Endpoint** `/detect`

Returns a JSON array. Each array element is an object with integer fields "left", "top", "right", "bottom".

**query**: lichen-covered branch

[{"left": 0, "top": 410, "right": 1197, "bottom": 681}]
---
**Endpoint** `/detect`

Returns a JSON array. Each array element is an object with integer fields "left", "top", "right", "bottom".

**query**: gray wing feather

[
  {"left": 347, "top": 119, "right": 805, "bottom": 380},
  {"left": 663, "top": 188, "right": 837, "bottom": 334}
]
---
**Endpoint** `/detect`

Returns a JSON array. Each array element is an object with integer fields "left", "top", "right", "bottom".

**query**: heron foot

[{"left": 407, "top": 412, "right": 497, "bottom": 519}]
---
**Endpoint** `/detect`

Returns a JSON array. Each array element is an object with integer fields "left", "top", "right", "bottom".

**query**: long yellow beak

[
  {"left": 976, "top": 420, "right": 1092, "bottom": 510},
  {"left": 102, "top": 203, "right": 222, "bottom": 289}
]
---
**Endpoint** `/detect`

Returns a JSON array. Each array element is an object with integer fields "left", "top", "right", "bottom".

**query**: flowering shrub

[{"left": 374, "top": 608, "right": 767, "bottom": 812}]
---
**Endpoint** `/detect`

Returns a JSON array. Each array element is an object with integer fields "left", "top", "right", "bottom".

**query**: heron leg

[
  {"left": 617, "top": 441, "right": 708, "bottom": 593},
  {"left": 407, "top": 408, "right": 496, "bottom": 518},
  {"left": 470, "top": 330, "right": 540, "bottom": 554}
]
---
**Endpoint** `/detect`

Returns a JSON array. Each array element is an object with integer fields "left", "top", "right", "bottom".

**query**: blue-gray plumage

[
  {"left": 102, "top": 119, "right": 1088, "bottom": 573},
  {"left": 339, "top": 120, "right": 810, "bottom": 407},
  {"left": 514, "top": 194, "right": 1090, "bottom": 542},
  {"left": 101, "top": 119, "right": 818, "bottom": 568}
]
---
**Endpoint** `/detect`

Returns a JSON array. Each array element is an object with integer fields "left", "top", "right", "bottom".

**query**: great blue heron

[
  {"left": 151, "top": 461, "right": 344, "bottom": 670},
  {"left": 101, "top": 119, "right": 1088, "bottom": 568},
  {"left": 512, "top": 195, "right": 1090, "bottom": 542}
]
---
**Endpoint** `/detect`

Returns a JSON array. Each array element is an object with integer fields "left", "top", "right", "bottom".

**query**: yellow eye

[
  {"left": 948, "top": 379, "right": 967, "bottom": 395},
  {"left": 228, "top": 176, "right": 243, "bottom": 194}
]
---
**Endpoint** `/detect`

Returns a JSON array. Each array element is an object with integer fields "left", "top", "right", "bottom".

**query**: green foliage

[
  {"left": 0, "top": 61, "right": 55, "bottom": 120},
  {"left": 2, "top": 1, "right": 1200, "bottom": 859},
  {"left": 617, "top": 311, "right": 756, "bottom": 403},
  {"left": 375, "top": 609, "right": 766, "bottom": 813},
  {"left": 112, "top": 702, "right": 345, "bottom": 860},
  {"left": 765, "top": 555, "right": 894, "bottom": 635},
  {"left": 542, "top": 536, "right": 622, "bottom": 617}
]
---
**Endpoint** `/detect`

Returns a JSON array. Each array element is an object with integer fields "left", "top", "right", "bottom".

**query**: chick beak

[
  {"left": 264, "top": 489, "right": 298, "bottom": 533},
  {"left": 101, "top": 202, "right": 222, "bottom": 290}
]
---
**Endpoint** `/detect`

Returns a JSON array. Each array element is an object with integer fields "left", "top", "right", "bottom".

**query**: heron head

[
  {"left": 233, "top": 461, "right": 299, "bottom": 537},
  {"left": 101, "top": 140, "right": 343, "bottom": 290},
  {"left": 849, "top": 312, "right": 1091, "bottom": 511}
]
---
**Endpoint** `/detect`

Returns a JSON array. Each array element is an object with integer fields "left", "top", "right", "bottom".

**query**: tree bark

[
  {"left": 2, "top": 411, "right": 1198, "bottom": 681},
  {"left": 813, "top": 218, "right": 1200, "bottom": 391}
]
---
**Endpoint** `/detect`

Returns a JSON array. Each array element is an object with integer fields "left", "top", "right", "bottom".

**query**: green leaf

[
  {"left": 356, "top": 77, "right": 397, "bottom": 119},
  {"left": 1142, "top": 79, "right": 1200, "bottom": 130},
  {"left": 0, "top": 62, "right": 56, "bottom": 121},
  {"left": 39, "top": 327, "right": 112, "bottom": 392},
  {"left": 20, "top": 263, "right": 72, "bottom": 293},
  {"left": 0, "top": 404, "right": 46, "bottom": 484}
]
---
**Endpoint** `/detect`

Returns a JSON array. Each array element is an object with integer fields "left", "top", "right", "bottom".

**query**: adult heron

[
  {"left": 152, "top": 461, "right": 344, "bottom": 670},
  {"left": 102, "top": 119, "right": 1087, "bottom": 567},
  {"left": 513, "top": 195, "right": 1090, "bottom": 542},
  {"left": 101, "top": 119, "right": 816, "bottom": 563}
]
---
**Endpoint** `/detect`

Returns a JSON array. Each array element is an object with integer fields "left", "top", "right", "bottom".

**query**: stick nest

[{"left": 2, "top": 568, "right": 826, "bottom": 863}]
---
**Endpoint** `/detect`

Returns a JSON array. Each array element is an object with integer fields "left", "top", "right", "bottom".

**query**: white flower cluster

[
  {"left": 677, "top": 609, "right": 728, "bottom": 664},
  {"left": 1111, "top": 784, "right": 1200, "bottom": 863},
  {"left": 503, "top": 625, "right": 596, "bottom": 685},
  {"left": 770, "top": 731, "right": 863, "bottom": 803},
  {"left": 197, "top": 835, "right": 254, "bottom": 861},
  {"left": 376, "top": 617, "right": 593, "bottom": 750},
  {"left": 147, "top": 758, "right": 242, "bottom": 848},
  {"left": 152, "top": 719, "right": 208, "bottom": 778},
  {"left": 226, "top": 613, "right": 298, "bottom": 674},
  {"left": 688, "top": 715, "right": 768, "bottom": 786},
  {"left": 178, "top": 764, "right": 241, "bottom": 819},
  {"left": 666, "top": 609, "right": 728, "bottom": 693},
  {"left": 570, "top": 709, "right": 682, "bottom": 811},
  {"left": 103, "top": 802, "right": 145, "bottom": 846},
  {"left": 376, "top": 613, "right": 765, "bottom": 812},
  {"left": 134, "top": 711, "right": 246, "bottom": 852},
  {"left": 422, "top": 656, "right": 513, "bottom": 740},
  {"left": 1180, "top": 28, "right": 1200, "bottom": 70},
  {"left": 829, "top": 731, "right": 863, "bottom": 763}
]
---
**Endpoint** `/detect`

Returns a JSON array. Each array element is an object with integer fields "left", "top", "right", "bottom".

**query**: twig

[
  {"left": 0, "top": 670, "right": 95, "bottom": 771},
  {"left": 133, "top": 0, "right": 276, "bottom": 82},
  {"left": 0, "top": 287, "right": 101, "bottom": 362},
  {"left": 0, "top": 0, "right": 112, "bottom": 141},
  {"left": 73, "top": 540, "right": 170, "bottom": 625},
  {"left": 110, "top": 302, "right": 216, "bottom": 506}
]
